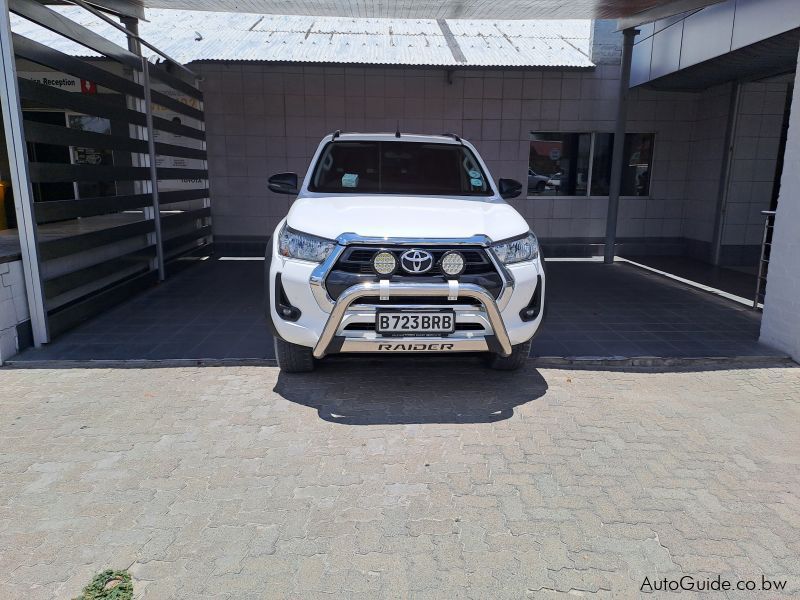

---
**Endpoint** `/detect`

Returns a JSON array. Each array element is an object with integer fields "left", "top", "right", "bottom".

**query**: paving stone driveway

[{"left": 1, "top": 359, "right": 799, "bottom": 599}]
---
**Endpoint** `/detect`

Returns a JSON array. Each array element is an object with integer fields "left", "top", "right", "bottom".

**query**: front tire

[
  {"left": 485, "top": 340, "right": 531, "bottom": 371},
  {"left": 274, "top": 337, "right": 315, "bottom": 373}
]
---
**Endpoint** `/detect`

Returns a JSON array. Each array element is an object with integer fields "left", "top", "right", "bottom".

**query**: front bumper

[
  {"left": 268, "top": 230, "right": 546, "bottom": 356},
  {"left": 312, "top": 280, "right": 513, "bottom": 358}
]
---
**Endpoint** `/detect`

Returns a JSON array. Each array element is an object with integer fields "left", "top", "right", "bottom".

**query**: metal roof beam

[
  {"left": 49, "top": 0, "right": 145, "bottom": 19},
  {"left": 87, "top": 0, "right": 143, "bottom": 19}
]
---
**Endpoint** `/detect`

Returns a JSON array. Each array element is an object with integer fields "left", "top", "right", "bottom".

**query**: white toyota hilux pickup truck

[{"left": 265, "top": 132, "right": 546, "bottom": 372}]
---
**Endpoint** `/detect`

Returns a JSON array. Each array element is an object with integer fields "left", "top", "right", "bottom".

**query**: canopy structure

[{"left": 1, "top": 0, "right": 729, "bottom": 349}]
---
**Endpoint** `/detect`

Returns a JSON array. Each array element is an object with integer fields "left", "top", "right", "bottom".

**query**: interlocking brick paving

[{"left": 1, "top": 359, "right": 798, "bottom": 599}]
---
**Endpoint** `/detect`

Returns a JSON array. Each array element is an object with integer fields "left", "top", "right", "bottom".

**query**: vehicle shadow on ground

[{"left": 273, "top": 355, "right": 548, "bottom": 425}]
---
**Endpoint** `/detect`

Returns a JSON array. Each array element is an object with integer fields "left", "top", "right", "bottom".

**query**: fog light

[
  {"left": 373, "top": 251, "right": 396, "bottom": 275},
  {"left": 441, "top": 251, "right": 465, "bottom": 276}
]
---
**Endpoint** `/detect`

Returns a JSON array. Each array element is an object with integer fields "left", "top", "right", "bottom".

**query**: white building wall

[
  {"left": 760, "top": 50, "right": 800, "bottom": 362},
  {"left": 0, "top": 260, "right": 30, "bottom": 364}
]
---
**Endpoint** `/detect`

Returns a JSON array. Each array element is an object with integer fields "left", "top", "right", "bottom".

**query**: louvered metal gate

[{"left": 0, "top": 0, "right": 211, "bottom": 344}]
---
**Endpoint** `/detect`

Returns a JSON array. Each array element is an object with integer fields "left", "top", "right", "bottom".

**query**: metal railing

[{"left": 753, "top": 210, "right": 776, "bottom": 309}]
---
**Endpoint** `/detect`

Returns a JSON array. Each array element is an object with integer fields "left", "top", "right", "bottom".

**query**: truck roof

[{"left": 324, "top": 132, "right": 462, "bottom": 144}]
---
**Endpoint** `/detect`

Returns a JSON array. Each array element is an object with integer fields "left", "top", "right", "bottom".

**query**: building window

[
  {"left": 528, "top": 133, "right": 590, "bottom": 196},
  {"left": 529, "top": 132, "right": 654, "bottom": 197},
  {"left": 589, "top": 133, "right": 613, "bottom": 196},
  {"left": 623, "top": 133, "right": 654, "bottom": 196}
]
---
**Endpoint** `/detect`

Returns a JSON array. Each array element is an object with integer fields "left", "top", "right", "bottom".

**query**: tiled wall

[
  {"left": 0, "top": 260, "right": 29, "bottom": 364},
  {"left": 678, "top": 78, "right": 791, "bottom": 265},
  {"left": 615, "top": 86, "right": 696, "bottom": 243},
  {"left": 194, "top": 58, "right": 786, "bottom": 264},
  {"left": 196, "top": 61, "right": 697, "bottom": 250},
  {"left": 682, "top": 83, "right": 732, "bottom": 255}
]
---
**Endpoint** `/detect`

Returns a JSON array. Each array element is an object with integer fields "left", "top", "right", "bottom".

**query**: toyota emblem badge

[{"left": 400, "top": 249, "right": 434, "bottom": 274}]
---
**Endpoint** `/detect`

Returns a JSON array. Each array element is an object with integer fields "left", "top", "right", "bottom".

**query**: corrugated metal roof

[{"left": 10, "top": 8, "right": 593, "bottom": 67}]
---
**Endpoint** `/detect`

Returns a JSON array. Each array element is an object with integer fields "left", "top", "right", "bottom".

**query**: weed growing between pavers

[{"left": 73, "top": 570, "right": 132, "bottom": 600}]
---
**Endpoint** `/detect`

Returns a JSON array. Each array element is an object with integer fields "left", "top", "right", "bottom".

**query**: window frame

[{"left": 526, "top": 131, "right": 656, "bottom": 200}]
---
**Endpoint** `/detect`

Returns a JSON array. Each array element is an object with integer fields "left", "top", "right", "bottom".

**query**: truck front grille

[
  {"left": 339, "top": 247, "right": 491, "bottom": 276},
  {"left": 325, "top": 245, "right": 504, "bottom": 301}
]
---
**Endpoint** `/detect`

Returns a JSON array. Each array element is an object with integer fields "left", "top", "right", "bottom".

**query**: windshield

[{"left": 308, "top": 141, "right": 492, "bottom": 196}]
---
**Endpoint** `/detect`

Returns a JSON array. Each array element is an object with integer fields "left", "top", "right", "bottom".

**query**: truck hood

[{"left": 285, "top": 195, "right": 529, "bottom": 242}]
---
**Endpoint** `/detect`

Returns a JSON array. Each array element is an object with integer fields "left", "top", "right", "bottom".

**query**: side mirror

[
  {"left": 498, "top": 178, "right": 522, "bottom": 199},
  {"left": 268, "top": 172, "right": 299, "bottom": 195}
]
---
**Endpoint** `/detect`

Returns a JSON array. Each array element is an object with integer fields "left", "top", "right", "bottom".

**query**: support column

[
  {"left": 121, "top": 16, "right": 165, "bottom": 281},
  {"left": 139, "top": 57, "right": 165, "bottom": 280},
  {"left": 0, "top": 0, "right": 48, "bottom": 345},
  {"left": 760, "top": 46, "right": 800, "bottom": 362},
  {"left": 603, "top": 27, "right": 637, "bottom": 264}
]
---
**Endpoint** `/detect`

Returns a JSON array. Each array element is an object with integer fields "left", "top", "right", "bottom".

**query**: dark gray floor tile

[{"left": 12, "top": 259, "right": 776, "bottom": 362}]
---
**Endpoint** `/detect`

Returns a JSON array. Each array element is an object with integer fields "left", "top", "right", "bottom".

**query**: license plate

[{"left": 376, "top": 310, "right": 455, "bottom": 335}]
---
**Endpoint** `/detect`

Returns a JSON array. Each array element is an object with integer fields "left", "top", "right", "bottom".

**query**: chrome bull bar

[{"left": 312, "top": 280, "right": 512, "bottom": 359}]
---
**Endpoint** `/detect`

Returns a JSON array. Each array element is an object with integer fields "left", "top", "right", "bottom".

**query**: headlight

[
  {"left": 278, "top": 225, "right": 336, "bottom": 263},
  {"left": 492, "top": 232, "right": 539, "bottom": 265}
]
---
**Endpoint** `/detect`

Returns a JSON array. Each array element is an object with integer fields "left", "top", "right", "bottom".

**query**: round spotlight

[
  {"left": 441, "top": 251, "right": 466, "bottom": 276},
  {"left": 373, "top": 251, "right": 396, "bottom": 275}
]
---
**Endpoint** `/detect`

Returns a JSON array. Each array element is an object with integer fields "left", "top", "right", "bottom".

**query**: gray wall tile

[{"left": 196, "top": 62, "right": 789, "bottom": 254}]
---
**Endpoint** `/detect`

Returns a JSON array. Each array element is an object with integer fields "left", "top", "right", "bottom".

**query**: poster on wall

[
  {"left": 17, "top": 71, "right": 97, "bottom": 94},
  {"left": 151, "top": 86, "right": 205, "bottom": 193}
]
